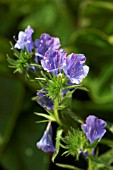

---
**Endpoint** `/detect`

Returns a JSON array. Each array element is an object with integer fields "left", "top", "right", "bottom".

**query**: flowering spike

[
  {"left": 14, "top": 25, "right": 34, "bottom": 52},
  {"left": 64, "top": 53, "right": 89, "bottom": 84},
  {"left": 36, "top": 122, "right": 55, "bottom": 153},
  {"left": 81, "top": 115, "right": 107, "bottom": 144},
  {"left": 35, "top": 33, "right": 61, "bottom": 58}
]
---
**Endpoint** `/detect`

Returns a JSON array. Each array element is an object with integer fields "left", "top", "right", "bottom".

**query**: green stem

[
  {"left": 54, "top": 98, "right": 62, "bottom": 126},
  {"left": 88, "top": 157, "right": 93, "bottom": 170}
]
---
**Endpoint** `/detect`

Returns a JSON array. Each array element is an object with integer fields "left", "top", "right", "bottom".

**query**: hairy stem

[
  {"left": 54, "top": 98, "right": 62, "bottom": 126},
  {"left": 88, "top": 157, "right": 93, "bottom": 170}
]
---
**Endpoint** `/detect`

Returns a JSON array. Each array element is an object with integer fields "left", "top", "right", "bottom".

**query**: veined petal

[
  {"left": 14, "top": 25, "right": 34, "bottom": 53},
  {"left": 64, "top": 53, "right": 89, "bottom": 84},
  {"left": 35, "top": 33, "right": 61, "bottom": 58},
  {"left": 37, "top": 89, "right": 54, "bottom": 110},
  {"left": 41, "top": 49, "right": 66, "bottom": 75},
  {"left": 81, "top": 115, "right": 107, "bottom": 144},
  {"left": 36, "top": 122, "right": 55, "bottom": 153}
]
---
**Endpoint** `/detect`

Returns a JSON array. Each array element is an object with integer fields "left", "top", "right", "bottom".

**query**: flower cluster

[
  {"left": 9, "top": 26, "right": 108, "bottom": 167},
  {"left": 14, "top": 25, "right": 89, "bottom": 110}
]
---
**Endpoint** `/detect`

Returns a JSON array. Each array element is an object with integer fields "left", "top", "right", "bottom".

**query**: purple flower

[
  {"left": 63, "top": 53, "right": 89, "bottom": 84},
  {"left": 37, "top": 89, "right": 54, "bottom": 110},
  {"left": 14, "top": 25, "right": 34, "bottom": 52},
  {"left": 36, "top": 122, "right": 55, "bottom": 153},
  {"left": 81, "top": 115, "right": 107, "bottom": 144},
  {"left": 35, "top": 33, "right": 60, "bottom": 58},
  {"left": 41, "top": 49, "right": 66, "bottom": 75}
]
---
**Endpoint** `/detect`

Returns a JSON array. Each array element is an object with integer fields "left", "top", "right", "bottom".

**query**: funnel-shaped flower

[
  {"left": 37, "top": 89, "right": 54, "bottom": 110},
  {"left": 64, "top": 53, "right": 89, "bottom": 84},
  {"left": 81, "top": 115, "right": 107, "bottom": 144},
  {"left": 41, "top": 49, "right": 66, "bottom": 75},
  {"left": 36, "top": 122, "right": 55, "bottom": 153},
  {"left": 14, "top": 25, "right": 34, "bottom": 52},
  {"left": 35, "top": 33, "right": 60, "bottom": 58}
]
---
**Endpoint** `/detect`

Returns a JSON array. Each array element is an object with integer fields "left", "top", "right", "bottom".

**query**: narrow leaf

[
  {"left": 101, "top": 139, "right": 113, "bottom": 147},
  {"left": 34, "top": 112, "right": 55, "bottom": 121},
  {"left": 56, "top": 163, "right": 83, "bottom": 170},
  {"left": 52, "top": 128, "right": 63, "bottom": 162},
  {"left": 89, "top": 155, "right": 113, "bottom": 170},
  {"left": 106, "top": 121, "right": 113, "bottom": 133},
  {"left": 36, "top": 120, "right": 49, "bottom": 123},
  {"left": 7, "top": 55, "right": 17, "bottom": 66}
]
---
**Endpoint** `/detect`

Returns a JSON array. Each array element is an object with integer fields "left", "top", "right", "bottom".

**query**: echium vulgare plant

[{"left": 8, "top": 25, "right": 112, "bottom": 170}]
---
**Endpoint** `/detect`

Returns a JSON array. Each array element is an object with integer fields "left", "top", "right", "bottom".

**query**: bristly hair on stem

[{"left": 62, "top": 128, "right": 88, "bottom": 160}]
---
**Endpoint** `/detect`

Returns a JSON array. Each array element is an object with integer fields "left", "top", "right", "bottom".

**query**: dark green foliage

[{"left": 1, "top": 0, "right": 113, "bottom": 169}]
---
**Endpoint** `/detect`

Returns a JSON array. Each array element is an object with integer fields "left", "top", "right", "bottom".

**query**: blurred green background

[{"left": 0, "top": 0, "right": 113, "bottom": 169}]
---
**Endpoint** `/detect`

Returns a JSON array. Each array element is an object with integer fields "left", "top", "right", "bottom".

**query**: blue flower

[
  {"left": 63, "top": 53, "right": 89, "bottom": 84},
  {"left": 81, "top": 115, "right": 107, "bottom": 144},
  {"left": 35, "top": 33, "right": 60, "bottom": 58},
  {"left": 36, "top": 122, "right": 55, "bottom": 153},
  {"left": 41, "top": 49, "right": 66, "bottom": 75},
  {"left": 37, "top": 89, "right": 54, "bottom": 110},
  {"left": 14, "top": 25, "right": 34, "bottom": 52}
]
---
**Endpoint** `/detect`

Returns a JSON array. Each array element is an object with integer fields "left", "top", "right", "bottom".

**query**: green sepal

[
  {"left": 46, "top": 74, "right": 63, "bottom": 100},
  {"left": 52, "top": 128, "right": 63, "bottom": 162},
  {"left": 7, "top": 43, "right": 36, "bottom": 73},
  {"left": 86, "top": 138, "right": 99, "bottom": 149},
  {"left": 63, "top": 129, "right": 88, "bottom": 160}
]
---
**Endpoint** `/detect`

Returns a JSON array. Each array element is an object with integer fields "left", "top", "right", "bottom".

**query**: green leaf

[
  {"left": 101, "top": 139, "right": 113, "bottom": 147},
  {"left": 106, "top": 121, "right": 113, "bottom": 133},
  {"left": 94, "top": 149, "right": 113, "bottom": 169},
  {"left": 56, "top": 163, "right": 83, "bottom": 170},
  {"left": 52, "top": 128, "right": 63, "bottom": 162},
  {"left": 36, "top": 120, "right": 49, "bottom": 124},
  {"left": 34, "top": 112, "right": 56, "bottom": 122},
  {"left": 61, "top": 109, "right": 83, "bottom": 128},
  {"left": 89, "top": 155, "right": 113, "bottom": 170}
]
